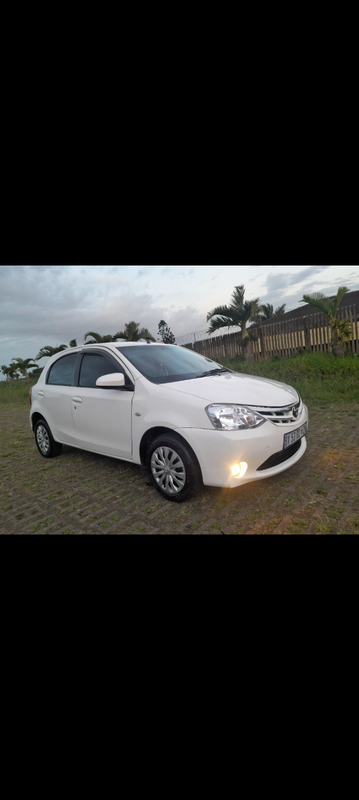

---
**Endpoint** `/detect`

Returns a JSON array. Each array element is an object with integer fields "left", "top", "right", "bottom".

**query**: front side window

[
  {"left": 47, "top": 353, "right": 78, "bottom": 386},
  {"left": 115, "top": 345, "right": 227, "bottom": 384},
  {"left": 79, "top": 353, "right": 132, "bottom": 389}
]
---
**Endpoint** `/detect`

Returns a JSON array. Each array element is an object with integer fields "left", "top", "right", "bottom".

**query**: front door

[{"left": 71, "top": 351, "right": 133, "bottom": 459}]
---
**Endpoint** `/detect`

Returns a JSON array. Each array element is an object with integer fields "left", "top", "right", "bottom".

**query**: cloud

[
  {"left": 0, "top": 266, "right": 208, "bottom": 369},
  {"left": 1, "top": 265, "right": 358, "bottom": 374},
  {"left": 262, "top": 266, "right": 330, "bottom": 297},
  {"left": 251, "top": 267, "right": 359, "bottom": 319}
]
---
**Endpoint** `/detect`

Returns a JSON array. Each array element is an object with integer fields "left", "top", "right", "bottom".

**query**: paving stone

[{"left": 1, "top": 403, "right": 358, "bottom": 534}]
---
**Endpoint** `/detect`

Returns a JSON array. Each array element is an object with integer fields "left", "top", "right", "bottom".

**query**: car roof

[
  {"left": 50, "top": 342, "right": 169, "bottom": 357},
  {"left": 83, "top": 342, "right": 169, "bottom": 350},
  {"left": 39, "top": 341, "right": 167, "bottom": 382},
  {"left": 41, "top": 341, "right": 171, "bottom": 367},
  {"left": 84, "top": 342, "right": 168, "bottom": 346},
  {"left": 110, "top": 342, "right": 164, "bottom": 346}
]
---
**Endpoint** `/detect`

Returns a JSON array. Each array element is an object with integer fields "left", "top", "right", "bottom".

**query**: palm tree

[
  {"left": 9, "top": 357, "right": 37, "bottom": 378},
  {"left": 300, "top": 286, "right": 350, "bottom": 354},
  {"left": 257, "top": 303, "right": 274, "bottom": 321},
  {"left": 36, "top": 344, "right": 68, "bottom": 360},
  {"left": 1, "top": 364, "right": 19, "bottom": 380},
  {"left": 252, "top": 302, "right": 287, "bottom": 323},
  {"left": 301, "top": 286, "right": 348, "bottom": 318},
  {"left": 114, "top": 321, "right": 156, "bottom": 342},
  {"left": 28, "top": 366, "right": 44, "bottom": 379},
  {"left": 84, "top": 332, "right": 116, "bottom": 345},
  {"left": 206, "top": 285, "right": 262, "bottom": 345},
  {"left": 69, "top": 339, "right": 77, "bottom": 348},
  {"left": 329, "top": 316, "right": 352, "bottom": 348}
]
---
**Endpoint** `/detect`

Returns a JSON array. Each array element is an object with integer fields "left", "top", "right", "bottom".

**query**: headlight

[{"left": 206, "top": 404, "right": 266, "bottom": 431}]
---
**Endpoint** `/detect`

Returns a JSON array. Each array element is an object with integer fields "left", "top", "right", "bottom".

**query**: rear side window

[{"left": 47, "top": 353, "right": 78, "bottom": 386}]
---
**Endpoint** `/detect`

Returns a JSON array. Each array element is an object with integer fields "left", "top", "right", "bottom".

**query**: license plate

[{"left": 283, "top": 422, "right": 307, "bottom": 449}]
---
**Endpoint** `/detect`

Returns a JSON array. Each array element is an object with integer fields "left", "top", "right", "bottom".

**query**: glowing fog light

[{"left": 231, "top": 462, "right": 248, "bottom": 478}]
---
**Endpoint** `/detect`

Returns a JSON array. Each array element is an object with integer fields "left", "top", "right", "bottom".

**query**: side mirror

[{"left": 96, "top": 372, "right": 125, "bottom": 388}]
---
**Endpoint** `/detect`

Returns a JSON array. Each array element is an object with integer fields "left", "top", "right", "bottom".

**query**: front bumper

[{"left": 178, "top": 403, "right": 309, "bottom": 488}]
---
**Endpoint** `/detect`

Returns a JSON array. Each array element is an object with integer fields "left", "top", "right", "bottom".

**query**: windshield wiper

[{"left": 196, "top": 367, "right": 232, "bottom": 378}]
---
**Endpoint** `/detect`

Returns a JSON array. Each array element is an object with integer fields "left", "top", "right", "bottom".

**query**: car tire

[
  {"left": 146, "top": 434, "right": 202, "bottom": 502},
  {"left": 34, "top": 418, "right": 62, "bottom": 459}
]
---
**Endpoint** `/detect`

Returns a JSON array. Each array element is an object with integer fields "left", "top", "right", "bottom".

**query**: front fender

[{"left": 131, "top": 380, "right": 211, "bottom": 462}]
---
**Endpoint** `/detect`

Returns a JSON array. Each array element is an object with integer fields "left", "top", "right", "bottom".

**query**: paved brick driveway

[{"left": 1, "top": 404, "right": 358, "bottom": 534}]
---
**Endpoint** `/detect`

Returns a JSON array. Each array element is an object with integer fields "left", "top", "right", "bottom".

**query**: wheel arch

[
  {"left": 139, "top": 426, "right": 202, "bottom": 477},
  {"left": 31, "top": 411, "right": 46, "bottom": 431}
]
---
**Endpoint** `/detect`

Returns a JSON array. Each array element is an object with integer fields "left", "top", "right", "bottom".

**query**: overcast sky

[{"left": 1, "top": 265, "right": 358, "bottom": 377}]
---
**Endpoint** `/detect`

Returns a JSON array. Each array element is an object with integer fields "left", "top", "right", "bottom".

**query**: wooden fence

[{"left": 183, "top": 304, "right": 359, "bottom": 361}]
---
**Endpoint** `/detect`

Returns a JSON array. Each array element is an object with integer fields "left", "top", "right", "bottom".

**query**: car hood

[{"left": 161, "top": 371, "right": 299, "bottom": 406}]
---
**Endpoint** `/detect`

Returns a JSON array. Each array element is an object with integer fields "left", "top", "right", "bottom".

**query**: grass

[
  {"left": 0, "top": 379, "right": 37, "bottom": 404},
  {"left": 218, "top": 350, "right": 359, "bottom": 407},
  {"left": 2, "top": 351, "right": 359, "bottom": 409}
]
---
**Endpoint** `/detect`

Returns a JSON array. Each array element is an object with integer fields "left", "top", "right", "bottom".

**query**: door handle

[
  {"left": 71, "top": 397, "right": 82, "bottom": 403},
  {"left": 38, "top": 390, "right": 44, "bottom": 396}
]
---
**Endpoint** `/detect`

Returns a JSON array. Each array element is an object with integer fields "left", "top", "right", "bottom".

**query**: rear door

[
  {"left": 41, "top": 352, "right": 79, "bottom": 443},
  {"left": 70, "top": 350, "right": 133, "bottom": 459}
]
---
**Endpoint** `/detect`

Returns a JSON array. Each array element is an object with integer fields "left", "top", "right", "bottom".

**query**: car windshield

[{"left": 115, "top": 345, "right": 230, "bottom": 384}]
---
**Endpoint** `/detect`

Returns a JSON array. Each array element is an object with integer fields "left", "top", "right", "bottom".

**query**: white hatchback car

[{"left": 29, "top": 342, "right": 308, "bottom": 502}]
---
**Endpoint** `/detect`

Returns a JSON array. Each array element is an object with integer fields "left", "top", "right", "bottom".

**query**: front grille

[
  {"left": 256, "top": 439, "right": 302, "bottom": 471},
  {"left": 250, "top": 399, "right": 301, "bottom": 425}
]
